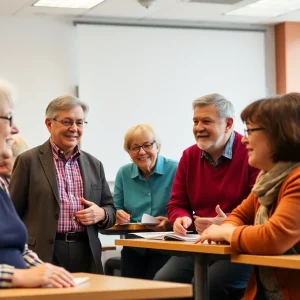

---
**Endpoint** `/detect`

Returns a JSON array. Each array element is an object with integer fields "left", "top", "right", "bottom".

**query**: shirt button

[
  {"left": 148, "top": 193, "right": 151, "bottom": 196},
  {"left": 48, "top": 239, "right": 54, "bottom": 244}
]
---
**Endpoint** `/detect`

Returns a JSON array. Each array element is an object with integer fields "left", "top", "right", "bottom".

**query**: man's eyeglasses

[
  {"left": 129, "top": 141, "right": 156, "bottom": 153},
  {"left": 53, "top": 118, "right": 88, "bottom": 129},
  {"left": 0, "top": 115, "right": 13, "bottom": 127},
  {"left": 244, "top": 127, "right": 265, "bottom": 138}
]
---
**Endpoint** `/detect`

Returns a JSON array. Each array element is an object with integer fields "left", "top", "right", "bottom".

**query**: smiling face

[
  {"left": 128, "top": 132, "right": 159, "bottom": 176},
  {"left": 0, "top": 99, "right": 19, "bottom": 161},
  {"left": 242, "top": 121, "right": 275, "bottom": 172},
  {"left": 193, "top": 104, "right": 233, "bottom": 158},
  {"left": 45, "top": 105, "right": 84, "bottom": 158}
]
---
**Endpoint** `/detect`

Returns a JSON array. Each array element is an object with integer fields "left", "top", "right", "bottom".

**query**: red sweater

[{"left": 167, "top": 132, "right": 259, "bottom": 224}]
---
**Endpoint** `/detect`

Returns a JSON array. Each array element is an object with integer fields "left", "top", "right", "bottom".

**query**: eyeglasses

[
  {"left": 244, "top": 127, "right": 265, "bottom": 138},
  {"left": 0, "top": 115, "right": 13, "bottom": 127},
  {"left": 129, "top": 141, "right": 156, "bottom": 153},
  {"left": 53, "top": 118, "right": 88, "bottom": 129}
]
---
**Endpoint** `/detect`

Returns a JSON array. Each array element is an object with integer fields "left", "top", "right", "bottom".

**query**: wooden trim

[
  {"left": 115, "top": 239, "right": 234, "bottom": 254},
  {"left": 231, "top": 254, "right": 300, "bottom": 270}
]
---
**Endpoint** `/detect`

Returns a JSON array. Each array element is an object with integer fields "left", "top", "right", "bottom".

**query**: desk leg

[{"left": 194, "top": 254, "right": 209, "bottom": 300}]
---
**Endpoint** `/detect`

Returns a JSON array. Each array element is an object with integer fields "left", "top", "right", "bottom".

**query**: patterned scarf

[{"left": 252, "top": 161, "right": 300, "bottom": 300}]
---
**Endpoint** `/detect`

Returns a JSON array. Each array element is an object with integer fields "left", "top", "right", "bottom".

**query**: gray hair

[
  {"left": 192, "top": 93, "right": 235, "bottom": 120},
  {"left": 45, "top": 95, "right": 89, "bottom": 119},
  {"left": 123, "top": 124, "right": 161, "bottom": 152},
  {"left": 0, "top": 78, "right": 17, "bottom": 108}
]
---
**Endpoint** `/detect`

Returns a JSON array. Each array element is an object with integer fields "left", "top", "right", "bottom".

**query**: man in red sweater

[{"left": 154, "top": 93, "right": 259, "bottom": 300}]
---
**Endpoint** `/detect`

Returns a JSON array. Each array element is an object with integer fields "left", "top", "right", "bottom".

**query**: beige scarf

[{"left": 252, "top": 161, "right": 300, "bottom": 300}]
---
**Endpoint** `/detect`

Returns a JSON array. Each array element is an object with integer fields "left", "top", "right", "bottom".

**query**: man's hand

[
  {"left": 193, "top": 205, "right": 226, "bottom": 234},
  {"left": 116, "top": 210, "right": 130, "bottom": 224},
  {"left": 173, "top": 216, "right": 193, "bottom": 235},
  {"left": 148, "top": 216, "right": 172, "bottom": 232},
  {"left": 75, "top": 197, "right": 106, "bottom": 225}
]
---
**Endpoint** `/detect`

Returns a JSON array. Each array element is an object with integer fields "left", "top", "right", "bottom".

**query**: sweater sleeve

[
  {"left": 167, "top": 152, "right": 193, "bottom": 225},
  {"left": 230, "top": 170, "right": 300, "bottom": 255},
  {"left": 113, "top": 168, "right": 125, "bottom": 211},
  {"left": 0, "top": 264, "right": 15, "bottom": 288}
]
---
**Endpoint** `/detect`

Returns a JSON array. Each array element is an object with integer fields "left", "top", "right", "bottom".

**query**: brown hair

[{"left": 241, "top": 93, "right": 300, "bottom": 162}]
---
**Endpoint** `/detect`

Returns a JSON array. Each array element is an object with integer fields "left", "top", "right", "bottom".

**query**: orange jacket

[{"left": 223, "top": 166, "right": 300, "bottom": 300}]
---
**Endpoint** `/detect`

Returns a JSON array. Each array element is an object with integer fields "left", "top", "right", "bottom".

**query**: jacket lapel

[
  {"left": 38, "top": 140, "right": 60, "bottom": 205},
  {"left": 78, "top": 152, "right": 91, "bottom": 201}
]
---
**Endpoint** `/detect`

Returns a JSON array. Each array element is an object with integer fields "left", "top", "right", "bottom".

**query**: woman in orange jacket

[{"left": 197, "top": 92, "right": 300, "bottom": 300}]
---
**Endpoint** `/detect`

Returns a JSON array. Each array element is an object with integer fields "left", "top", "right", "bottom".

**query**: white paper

[
  {"left": 132, "top": 232, "right": 200, "bottom": 242},
  {"left": 132, "top": 232, "right": 167, "bottom": 240},
  {"left": 74, "top": 277, "right": 89, "bottom": 286},
  {"left": 141, "top": 213, "right": 160, "bottom": 225}
]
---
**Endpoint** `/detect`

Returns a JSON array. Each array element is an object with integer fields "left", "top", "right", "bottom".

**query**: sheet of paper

[
  {"left": 132, "top": 232, "right": 167, "bottom": 240},
  {"left": 74, "top": 277, "right": 89, "bottom": 286},
  {"left": 164, "top": 233, "right": 200, "bottom": 242},
  {"left": 118, "top": 222, "right": 141, "bottom": 225},
  {"left": 141, "top": 213, "right": 160, "bottom": 225}
]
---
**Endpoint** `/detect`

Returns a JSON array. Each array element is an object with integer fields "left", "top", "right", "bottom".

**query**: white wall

[
  {"left": 0, "top": 17, "right": 78, "bottom": 148},
  {"left": 0, "top": 16, "right": 276, "bottom": 258},
  {"left": 77, "top": 24, "right": 275, "bottom": 181},
  {"left": 0, "top": 17, "right": 276, "bottom": 157}
]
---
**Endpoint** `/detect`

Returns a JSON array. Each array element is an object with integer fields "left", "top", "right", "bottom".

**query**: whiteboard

[{"left": 77, "top": 24, "right": 266, "bottom": 181}]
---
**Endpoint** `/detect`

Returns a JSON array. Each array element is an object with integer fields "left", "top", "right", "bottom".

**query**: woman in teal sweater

[{"left": 114, "top": 124, "right": 178, "bottom": 279}]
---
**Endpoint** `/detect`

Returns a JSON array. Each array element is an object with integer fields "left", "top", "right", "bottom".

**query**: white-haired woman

[
  {"left": 114, "top": 124, "right": 178, "bottom": 279},
  {"left": 0, "top": 79, "right": 74, "bottom": 288}
]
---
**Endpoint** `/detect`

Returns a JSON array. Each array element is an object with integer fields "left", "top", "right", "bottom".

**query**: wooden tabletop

[
  {"left": 231, "top": 254, "right": 300, "bottom": 269},
  {"left": 115, "top": 238, "right": 234, "bottom": 255},
  {"left": 102, "top": 245, "right": 117, "bottom": 251},
  {"left": 107, "top": 224, "right": 152, "bottom": 231},
  {"left": 1, "top": 272, "right": 192, "bottom": 300}
]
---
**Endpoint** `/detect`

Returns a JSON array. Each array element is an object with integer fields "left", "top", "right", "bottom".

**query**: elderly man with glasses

[{"left": 9, "top": 95, "right": 116, "bottom": 274}]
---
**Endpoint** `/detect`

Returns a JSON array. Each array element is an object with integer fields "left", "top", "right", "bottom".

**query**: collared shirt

[
  {"left": 114, "top": 155, "right": 178, "bottom": 223},
  {"left": 50, "top": 139, "right": 85, "bottom": 233},
  {"left": 201, "top": 131, "right": 234, "bottom": 167}
]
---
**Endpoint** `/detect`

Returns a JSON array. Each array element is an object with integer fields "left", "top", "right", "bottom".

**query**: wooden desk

[
  {"left": 231, "top": 254, "right": 300, "bottom": 269},
  {"left": 0, "top": 272, "right": 192, "bottom": 300},
  {"left": 102, "top": 245, "right": 117, "bottom": 251},
  {"left": 116, "top": 239, "right": 234, "bottom": 300}
]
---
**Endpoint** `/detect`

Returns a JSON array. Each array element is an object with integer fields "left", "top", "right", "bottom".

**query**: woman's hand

[
  {"left": 195, "top": 224, "right": 236, "bottom": 245},
  {"left": 116, "top": 209, "right": 130, "bottom": 224},
  {"left": 12, "top": 263, "right": 75, "bottom": 288},
  {"left": 148, "top": 216, "right": 172, "bottom": 231}
]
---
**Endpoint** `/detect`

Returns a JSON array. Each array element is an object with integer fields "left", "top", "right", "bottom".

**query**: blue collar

[{"left": 201, "top": 131, "right": 234, "bottom": 163}]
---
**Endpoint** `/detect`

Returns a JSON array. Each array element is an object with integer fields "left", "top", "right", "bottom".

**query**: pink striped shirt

[{"left": 50, "top": 139, "right": 85, "bottom": 233}]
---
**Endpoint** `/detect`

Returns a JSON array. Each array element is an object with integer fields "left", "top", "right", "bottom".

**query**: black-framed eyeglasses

[
  {"left": 53, "top": 118, "right": 88, "bottom": 129},
  {"left": 129, "top": 141, "right": 156, "bottom": 153},
  {"left": 244, "top": 127, "right": 265, "bottom": 138},
  {"left": 0, "top": 115, "right": 13, "bottom": 127}
]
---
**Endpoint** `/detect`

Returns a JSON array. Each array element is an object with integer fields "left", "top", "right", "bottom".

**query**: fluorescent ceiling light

[
  {"left": 33, "top": 0, "right": 105, "bottom": 9},
  {"left": 226, "top": 0, "right": 300, "bottom": 18}
]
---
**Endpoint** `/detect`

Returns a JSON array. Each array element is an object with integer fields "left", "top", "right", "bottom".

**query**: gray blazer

[{"left": 9, "top": 140, "right": 116, "bottom": 274}]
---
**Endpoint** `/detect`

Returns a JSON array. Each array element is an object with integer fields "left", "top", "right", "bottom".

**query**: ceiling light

[
  {"left": 225, "top": 0, "right": 300, "bottom": 18},
  {"left": 33, "top": 0, "right": 105, "bottom": 9}
]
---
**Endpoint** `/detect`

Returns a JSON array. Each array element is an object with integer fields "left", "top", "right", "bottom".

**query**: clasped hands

[{"left": 74, "top": 197, "right": 106, "bottom": 225}]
